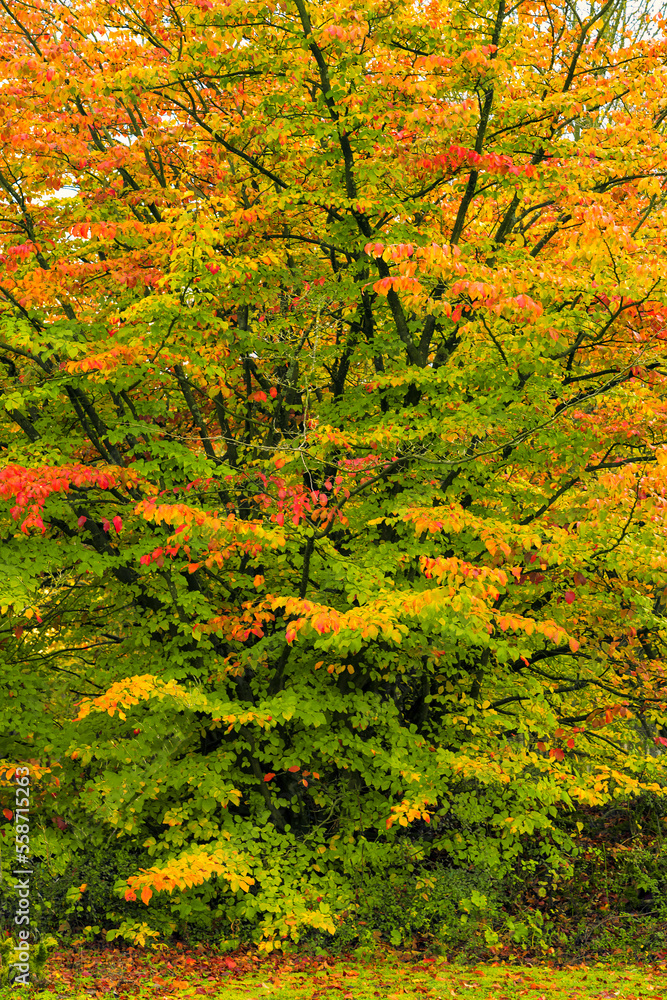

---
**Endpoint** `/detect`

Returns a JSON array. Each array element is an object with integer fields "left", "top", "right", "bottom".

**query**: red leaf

[
  {"left": 655, "top": 736, "right": 667, "bottom": 747},
  {"left": 567, "top": 738, "right": 575, "bottom": 749},
  {"left": 264, "top": 772, "right": 275, "bottom": 782},
  {"left": 564, "top": 591, "right": 576, "bottom": 604},
  {"left": 112, "top": 516, "right": 123, "bottom": 533},
  {"left": 77, "top": 515, "right": 87, "bottom": 527},
  {"left": 287, "top": 765, "right": 300, "bottom": 772},
  {"left": 3, "top": 808, "right": 13, "bottom": 820},
  {"left": 549, "top": 748, "right": 564, "bottom": 761}
]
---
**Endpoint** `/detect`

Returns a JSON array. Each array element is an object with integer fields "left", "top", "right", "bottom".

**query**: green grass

[{"left": 2, "top": 954, "right": 667, "bottom": 1000}]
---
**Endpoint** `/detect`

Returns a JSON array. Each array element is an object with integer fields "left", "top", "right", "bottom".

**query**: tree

[{"left": 2, "top": 0, "right": 667, "bottom": 948}]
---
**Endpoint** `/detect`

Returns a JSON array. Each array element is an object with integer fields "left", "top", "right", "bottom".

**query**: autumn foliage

[{"left": 2, "top": 0, "right": 667, "bottom": 949}]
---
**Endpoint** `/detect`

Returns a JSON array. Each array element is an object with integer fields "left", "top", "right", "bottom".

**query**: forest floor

[{"left": 1, "top": 947, "right": 666, "bottom": 1000}]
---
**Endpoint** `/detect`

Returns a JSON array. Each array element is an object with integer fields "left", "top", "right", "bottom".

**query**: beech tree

[{"left": 2, "top": 0, "right": 667, "bottom": 947}]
